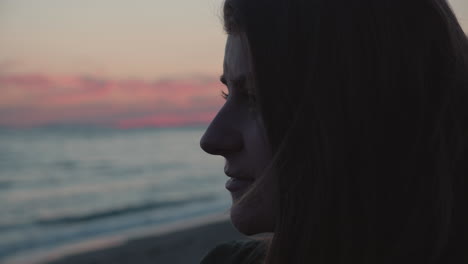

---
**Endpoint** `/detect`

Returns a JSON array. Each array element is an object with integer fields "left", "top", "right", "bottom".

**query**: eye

[
  {"left": 221, "top": 90, "right": 229, "bottom": 100},
  {"left": 220, "top": 89, "right": 257, "bottom": 112}
]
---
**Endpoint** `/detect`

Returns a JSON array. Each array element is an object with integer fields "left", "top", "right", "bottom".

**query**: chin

[{"left": 230, "top": 206, "right": 274, "bottom": 235}]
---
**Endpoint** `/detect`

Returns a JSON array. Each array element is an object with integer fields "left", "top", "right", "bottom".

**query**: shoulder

[{"left": 199, "top": 239, "right": 264, "bottom": 264}]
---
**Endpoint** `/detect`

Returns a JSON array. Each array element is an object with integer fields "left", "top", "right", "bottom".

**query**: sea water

[{"left": 0, "top": 126, "right": 231, "bottom": 262}]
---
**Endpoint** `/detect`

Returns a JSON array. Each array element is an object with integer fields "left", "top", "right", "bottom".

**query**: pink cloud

[
  {"left": 0, "top": 74, "right": 53, "bottom": 90},
  {"left": 115, "top": 112, "right": 217, "bottom": 129},
  {"left": 0, "top": 73, "right": 224, "bottom": 128}
]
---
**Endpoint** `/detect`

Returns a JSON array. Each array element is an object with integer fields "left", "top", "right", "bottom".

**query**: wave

[
  {"left": 0, "top": 180, "right": 13, "bottom": 190},
  {"left": 35, "top": 194, "right": 216, "bottom": 226}
]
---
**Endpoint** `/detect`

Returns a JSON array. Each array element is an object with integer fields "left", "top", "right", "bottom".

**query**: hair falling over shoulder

[{"left": 223, "top": 0, "right": 468, "bottom": 263}]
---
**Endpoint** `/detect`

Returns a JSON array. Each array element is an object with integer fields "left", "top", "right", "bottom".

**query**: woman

[{"left": 200, "top": 0, "right": 468, "bottom": 263}]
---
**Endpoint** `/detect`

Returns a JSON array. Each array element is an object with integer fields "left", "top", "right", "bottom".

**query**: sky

[
  {"left": 0, "top": 0, "right": 226, "bottom": 80},
  {"left": 0, "top": 0, "right": 467, "bottom": 128}
]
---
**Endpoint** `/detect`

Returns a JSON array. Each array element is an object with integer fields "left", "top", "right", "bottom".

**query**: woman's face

[{"left": 199, "top": 34, "right": 276, "bottom": 235}]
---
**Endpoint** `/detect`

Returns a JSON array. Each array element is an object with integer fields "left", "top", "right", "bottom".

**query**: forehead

[{"left": 224, "top": 34, "right": 252, "bottom": 82}]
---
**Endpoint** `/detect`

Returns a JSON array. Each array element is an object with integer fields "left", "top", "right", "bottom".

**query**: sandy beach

[{"left": 5, "top": 213, "right": 254, "bottom": 264}]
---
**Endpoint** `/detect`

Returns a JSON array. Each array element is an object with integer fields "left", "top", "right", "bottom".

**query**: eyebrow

[
  {"left": 219, "top": 74, "right": 248, "bottom": 91},
  {"left": 220, "top": 75, "right": 228, "bottom": 85}
]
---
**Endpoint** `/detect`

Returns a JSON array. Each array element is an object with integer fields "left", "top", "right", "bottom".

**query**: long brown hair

[{"left": 223, "top": 0, "right": 468, "bottom": 263}]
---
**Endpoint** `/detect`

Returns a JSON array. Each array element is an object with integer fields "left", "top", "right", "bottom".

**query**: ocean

[{"left": 0, "top": 126, "right": 231, "bottom": 263}]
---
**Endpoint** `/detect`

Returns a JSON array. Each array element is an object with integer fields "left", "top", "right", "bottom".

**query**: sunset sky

[{"left": 0, "top": 0, "right": 467, "bottom": 128}]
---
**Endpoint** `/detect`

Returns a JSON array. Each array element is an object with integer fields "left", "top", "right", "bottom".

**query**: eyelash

[
  {"left": 221, "top": 90, "right": 229, "bottom": 100},
  {"left": 220, "top": 90, "right": 257, "bottom": 111}
]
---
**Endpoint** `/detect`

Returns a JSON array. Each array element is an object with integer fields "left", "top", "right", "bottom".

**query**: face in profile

[{"left": 200, "top": 34, "right": 276, "bottom": 235}]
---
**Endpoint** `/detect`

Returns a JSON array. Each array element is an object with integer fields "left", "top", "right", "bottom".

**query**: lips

[
  {"left": 225, "top": 177, "right": 254, "bottom": 192},
  {"left": 224, "top": 170, "right": 255, "bottom": 181}
]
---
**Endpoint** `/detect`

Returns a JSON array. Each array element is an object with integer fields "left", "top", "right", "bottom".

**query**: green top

[{"left": 199, "top": 239, "right": 265, "bottom": 264}]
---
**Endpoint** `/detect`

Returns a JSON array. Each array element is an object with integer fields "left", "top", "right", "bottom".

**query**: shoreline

[{"left": 5, "top": 212, "right": 250, "bottom": 264}]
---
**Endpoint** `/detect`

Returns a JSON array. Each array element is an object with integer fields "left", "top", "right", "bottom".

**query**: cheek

[
  {"left": 244, "top": 121, "right": 272, "bottom": 177},
  {"left": 251, "top": 122, "right": 271, "bottom": 158}
]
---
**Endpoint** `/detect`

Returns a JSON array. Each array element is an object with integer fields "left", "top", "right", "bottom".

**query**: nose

[{"left": 200, "top": 121, "right": 243, "bottom": 156}]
